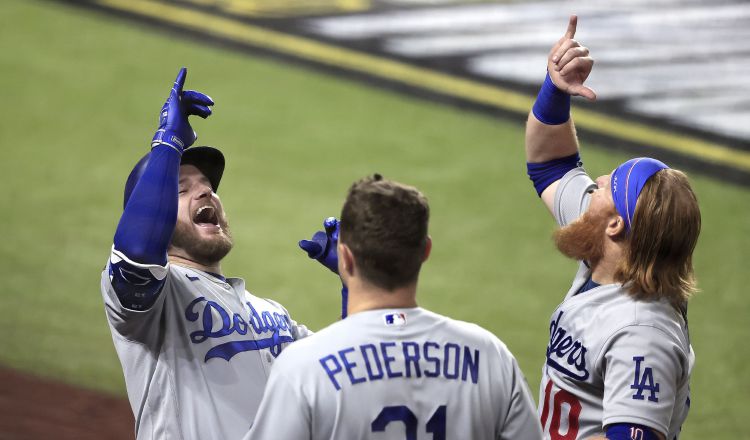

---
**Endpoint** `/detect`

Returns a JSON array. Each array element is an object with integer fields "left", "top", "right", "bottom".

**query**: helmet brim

[
  {"left": 123, "top": 146, "right": 225, "bottom": 209},
  {"left": 181, "top": 146, "right": 225, "bottom": 194}
]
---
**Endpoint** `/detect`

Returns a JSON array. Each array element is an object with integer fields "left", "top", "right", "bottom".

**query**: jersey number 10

[
  {"left": 371, "top": 405, "right": 447, "bottom": 440},
  {"left": 541, "top": 379, "right": 581, "bottom": 440}
]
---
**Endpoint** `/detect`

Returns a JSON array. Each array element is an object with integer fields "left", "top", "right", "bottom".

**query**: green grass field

[{"left": 1, "top": 0, "right": 748, "bottom": 437}]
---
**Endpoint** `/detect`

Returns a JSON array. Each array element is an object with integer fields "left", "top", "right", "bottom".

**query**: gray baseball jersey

[
  {"left": 246, "top": 306, "right": 542, "bottom": 440},
  {"left": 100, "top": 250, "right": 311, "bottom": 440},
  {"left": 539, "top": 168, "right": 694, "bottom": 439}
]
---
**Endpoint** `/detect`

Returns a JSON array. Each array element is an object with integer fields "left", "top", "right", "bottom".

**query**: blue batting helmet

[{"left": 123, "top": 146, "right": 225, "bottom": 209}]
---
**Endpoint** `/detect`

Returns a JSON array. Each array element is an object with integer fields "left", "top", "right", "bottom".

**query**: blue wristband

[{"left": 532, "top": 72, "right": 571, "bottom": 125}]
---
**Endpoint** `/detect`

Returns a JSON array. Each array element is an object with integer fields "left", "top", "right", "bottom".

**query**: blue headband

[{"left": 610, "top": 157, "right": 669, "bottom": 232}]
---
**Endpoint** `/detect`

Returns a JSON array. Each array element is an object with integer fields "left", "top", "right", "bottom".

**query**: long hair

[{"left": 614, "top": 169, "right": 701, "bottom": 307}]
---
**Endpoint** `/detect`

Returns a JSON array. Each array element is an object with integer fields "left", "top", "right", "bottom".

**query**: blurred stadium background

[{"left": 1, "top": 0, "right": 748, "bottom": 437}]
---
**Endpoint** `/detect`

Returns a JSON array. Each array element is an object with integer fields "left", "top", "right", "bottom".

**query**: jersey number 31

[{"left": 371, "top": 405, "right": 446, "bottom": 440}]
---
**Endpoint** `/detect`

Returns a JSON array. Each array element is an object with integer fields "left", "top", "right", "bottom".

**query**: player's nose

[{"left": 194, "top": 182, "right": 213, "bottom": 199}]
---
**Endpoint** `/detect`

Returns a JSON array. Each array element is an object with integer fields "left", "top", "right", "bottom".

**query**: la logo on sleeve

[{"left": 630, "top": 356, "right": 660, "bottom": 402}]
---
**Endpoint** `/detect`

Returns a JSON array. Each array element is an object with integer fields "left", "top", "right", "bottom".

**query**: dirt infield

[{"left": 0, "top": 366, "right": 133, "bottom": 440}]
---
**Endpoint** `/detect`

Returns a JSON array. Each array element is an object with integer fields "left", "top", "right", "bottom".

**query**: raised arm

[
  {"left": 108, "top": 68, "right": 214, "bottom": 310},
  {"left": 526, "top": 15, "right": 596, "bottom": 213}
]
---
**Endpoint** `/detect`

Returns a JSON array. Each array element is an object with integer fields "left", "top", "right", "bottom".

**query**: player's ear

[
  {"left": 422, "top": 236, "right": 432, "bottom": 263},
  {"left": 339, "top": 243, "right": 355, "bottom": 276},
  {"left": 606, "top": 214, "right": 626, "bottom": 238}
]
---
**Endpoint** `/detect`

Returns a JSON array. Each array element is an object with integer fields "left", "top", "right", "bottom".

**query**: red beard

[{"left": 553, "top": 206, "right": 614, "bottom": 266}]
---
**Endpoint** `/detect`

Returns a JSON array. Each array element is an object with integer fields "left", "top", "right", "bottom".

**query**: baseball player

[
  {"left": 100, "top": 68, "right": 310, "bottom": 440},
  {"left": 245, "top": 174, "right": 543, "bottom": 440},
  {"left": 525, "top": 16, "right": 700, "bottom": 439}
]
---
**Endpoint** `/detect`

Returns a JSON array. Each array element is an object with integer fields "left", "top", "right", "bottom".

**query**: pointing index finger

[
  {"left": 174, "top": 67, "right": 187, "bottom": 93},
  {"left": 565, "top": 14, "right": 578, "bottom": 39}
]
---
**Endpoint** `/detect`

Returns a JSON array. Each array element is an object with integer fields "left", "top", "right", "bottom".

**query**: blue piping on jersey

[
  {"left": 575, "top": 276, "right": 600, "bottom": 295},
  {"left": 206, "top": 272, "right": 226, "bottom": 282}
]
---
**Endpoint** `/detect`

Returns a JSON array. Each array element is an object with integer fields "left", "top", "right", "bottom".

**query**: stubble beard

[
  {"left": 171, "top": 217, "right": 234, "bottom": 266},
  {"left": 553, "top": 207, "right": 614, "bottom": 267}
]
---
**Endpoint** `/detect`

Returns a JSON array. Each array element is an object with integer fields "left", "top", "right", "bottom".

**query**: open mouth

[{"left": 193, "top": 205, "right": 220, "bottom": 228}]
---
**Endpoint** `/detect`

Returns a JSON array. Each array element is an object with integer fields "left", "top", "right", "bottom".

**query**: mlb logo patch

[{"left": 384, "top": 313, "right": 407, "bottom": 327}]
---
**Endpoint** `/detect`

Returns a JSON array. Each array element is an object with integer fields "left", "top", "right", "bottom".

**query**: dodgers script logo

[
  {"left": 546, "top": 311, "right": 589, "bottom": 380},
  {"left": 185, "top": 297, "right": 294, "bottom": 362}
]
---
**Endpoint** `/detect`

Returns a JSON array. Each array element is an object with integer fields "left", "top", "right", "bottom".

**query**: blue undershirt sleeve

[
  {"left": 527, "top": 152, "right": 582, "bottom": 196},
  {"left": 606, "top": 423, "right": 661, "bottom": 440},
  {"left": 109, "top": 144, "right": 181, "bottom": 309},
  {"left": 114, "top": 145, "right": 181, "bottom": 265}
]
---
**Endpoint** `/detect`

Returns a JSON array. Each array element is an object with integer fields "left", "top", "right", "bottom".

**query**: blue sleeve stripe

[{"left": 527, "top": 153, "right": 581, "bottom": 197}]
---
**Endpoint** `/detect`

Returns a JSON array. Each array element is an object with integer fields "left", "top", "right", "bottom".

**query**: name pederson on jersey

[
  {"left": 539, "top": 168, "right": 694, "bottom": 439},
  {"left": 247, "top": 307, "right": 542, "bottom": 440},
  {"left": 100, "top": 251, "right": 310, "bottom": 440}
]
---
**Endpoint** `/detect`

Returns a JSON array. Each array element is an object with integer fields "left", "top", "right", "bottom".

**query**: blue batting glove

[
  {"left": 151, "top": 67, "right": 214, "bottom": 153},
  {"left": 299, "top": 217, "right": 340, "bottom": 274},
  {"left": 299, "top": 217, "right": 348, "bottom": 319}
]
